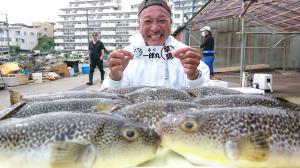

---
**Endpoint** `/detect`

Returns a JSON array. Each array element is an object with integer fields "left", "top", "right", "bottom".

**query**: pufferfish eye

[
  {"left": 122, "top": 127, "right": 139, "bottom": 142},
  {"left": 180, "top": 118, "right": 198, "bottom": 133}
]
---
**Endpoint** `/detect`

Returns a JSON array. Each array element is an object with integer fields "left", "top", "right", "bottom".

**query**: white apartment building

[
  {"left": 0, "top": 23, "right": 38, "bottom": 51},
  {"left": 54, "top": 0, "right": 184, "bottom": 52},
  {"left": 0, "top": 20, "right": 9, "bottom": 54},
  {"left": 172, "top": 0, "right": 207, "bottom": 20},
  {"left": 55, "top": 0, "right": 138, "bottom": 51},
  {"left": 32, "top": 22, "right": 55, "bottom": 38}
]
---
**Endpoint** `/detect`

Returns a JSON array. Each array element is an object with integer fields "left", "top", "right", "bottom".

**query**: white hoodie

[{"left": 102, "top": 33, "right": 210, "bottom": 89}]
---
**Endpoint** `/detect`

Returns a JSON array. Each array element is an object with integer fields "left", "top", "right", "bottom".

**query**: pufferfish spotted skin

[{"left": 156, "top": 106, "right": 300, "bottom": 168}]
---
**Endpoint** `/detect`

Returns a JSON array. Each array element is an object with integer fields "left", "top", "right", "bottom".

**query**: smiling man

[{"left": 102, "top": 0, "right": 210, "bottom": 89}]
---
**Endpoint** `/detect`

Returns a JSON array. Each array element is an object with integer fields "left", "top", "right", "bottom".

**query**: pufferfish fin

[
  {"left": 0, "top": 102, "right": 26, "bottom": 120},
  {"left": 50, "top": 142, "right": 96, "bottom": 168},
  {"left": 224, "top": 131, "right": 270, "bottom": 162},
  {"left": 95, "top": 102, "right": 122, "bottom": 112}
]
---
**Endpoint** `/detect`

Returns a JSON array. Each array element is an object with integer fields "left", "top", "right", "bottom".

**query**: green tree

[
  {"left": 9, "top": 45, "right": 20, "bottom": 55},
  {"left": 33, "top": 37, "right": 54, "bottom": 51}
]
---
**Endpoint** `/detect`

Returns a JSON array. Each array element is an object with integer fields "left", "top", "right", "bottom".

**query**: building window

[
  {"left": 175, "top": 14, "right": 180, "bottom": 18},
  {"left": 21, "top": 39, "right": 25, "bottom": 43},
  {"left": 16, "top": 31, "right": 20, "bottom": 35}
]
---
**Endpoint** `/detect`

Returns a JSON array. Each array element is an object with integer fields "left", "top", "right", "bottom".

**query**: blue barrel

[{"left": 82, "top": 66, "right": 90, "bottom": 74}]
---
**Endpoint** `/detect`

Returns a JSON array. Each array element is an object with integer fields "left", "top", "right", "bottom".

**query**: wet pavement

[{"left": 1, "top": 69, "right": 300, "bottom": 110}]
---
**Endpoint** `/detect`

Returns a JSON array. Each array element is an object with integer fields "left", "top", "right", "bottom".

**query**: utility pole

[
  {"left": 6, "top": 14, "right": 10, "bottom": 55},
  {"left": 86, "top": 8, "right": 90, "bottom": 47},
  {"left": 240, "top": 1, "right": 246, "bottom": 87}
]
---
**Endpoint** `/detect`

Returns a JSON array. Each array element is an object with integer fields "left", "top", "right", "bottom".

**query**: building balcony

[
  {"left": 101, "top": 31, "right": 116, "bottom": 35},
  {"left": 75, "top": 24, "right": 88, "bottom": 28},
  {"left": 75, "top": 45, "right": 88, "bottom": 50},
  {"left": 129, "top": 23, "right": 138, "bottom": 27},
  {"left": 101, "top": 23, "right": 116, "bottom": 27},
  {"left": 75, "top": 31, "right": 88, "bottom": 36},
  {"left": 55, "top": 46, "right": 64, "bottom": 50},
  {"left": 102, "top": 39, "right": 116, "bottom": 43},
  {"left": 54, "top": 39, "right": 64, "bottom": 43},
  {"left": 54, "top": 24, "right": 64, "bottom": 29},
  {"left": 54, "top": 32, "right": 64, "bottom": 36},
  {"left": 75, "top": 39, "right": 88, "bottom": 43}
]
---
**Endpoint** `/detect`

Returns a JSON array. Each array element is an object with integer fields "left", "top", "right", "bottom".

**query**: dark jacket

[{"left": 200, "top": 33, "right": 214, "bottom": 56}]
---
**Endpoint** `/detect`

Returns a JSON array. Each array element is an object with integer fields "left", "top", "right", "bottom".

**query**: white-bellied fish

[
  {"left": 156, "top": 106, "right": 300, "bottom": 167},
  {"left": 101, "top": 86, "right": 149, "bottom": 95},
  {"left": 183, "top": 86, "right": 242, "bottom": 98},
  {"left": 4, "top": 98, "right": 130, "bottom": 119},
  {"left": 124, "top": 87, "right": 193, "bottom": 103},
  {"left": 112, "top": 100, "right": 199, "bottom": 128},
  {"left": 0, "top": 112, "right": 160, "bottom": 168},
  {"left": 9, "top": 90, "right": 124, "bottom": 104},
  {"left": 193, "top": 94, "right": 300, "bottom": 112}
]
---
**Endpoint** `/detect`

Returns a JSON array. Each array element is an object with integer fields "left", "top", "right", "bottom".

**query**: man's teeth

[{"left": 150, "top": 35, "right": 160, "bottom": 39}]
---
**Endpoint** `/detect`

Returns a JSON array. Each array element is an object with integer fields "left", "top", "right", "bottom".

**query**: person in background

[
  {"left": 86, "top": 32, "right": 105, "bottom": 85},
  {"left": 102, "top": 0, "right": 210, "bottom": 89},
  {"left": 200, "top": 26, "right": 216, "bottom": 79}
]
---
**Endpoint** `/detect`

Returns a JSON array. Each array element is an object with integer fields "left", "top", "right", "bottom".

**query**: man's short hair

[
  {"left": 92, "top": 32, "right": 98, "bottom": 36},
  {"left": 138, "top": 0, "right": 171, "bottom": 17}
]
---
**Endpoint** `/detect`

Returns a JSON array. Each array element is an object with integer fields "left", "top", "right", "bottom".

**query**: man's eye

[
  {"left": 143, "top": 20, "right": 151, "bottom": 24},
  {"left": 159, "top": 20, "right": 167, "bottom": 23}
]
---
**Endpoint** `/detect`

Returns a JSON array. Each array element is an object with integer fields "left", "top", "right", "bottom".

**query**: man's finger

[
  {"left": 181, "top": 57, "right": 200, "bottom": 65},
  {"left": 182, "top": 63, "right": 198, "bottom": 70},
  {"left": 108, "top": 58, "right": 123, "bottom": 67},
  {"left": 172, "top": 47, "right": 199, "bottom": 58},
  {"left": 109, "top": 49, "right": 134, "bottom": 59},
  {"left": 109, "top": 65, "right": 123, "bottom": 72}
]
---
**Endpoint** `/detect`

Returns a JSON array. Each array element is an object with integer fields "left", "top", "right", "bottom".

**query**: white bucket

[
  {"left": 32, "top": 73, "right": 43, "bottom": 83},
  {"left": 68, "top": 67, "right": 75, "bottom": 76}
]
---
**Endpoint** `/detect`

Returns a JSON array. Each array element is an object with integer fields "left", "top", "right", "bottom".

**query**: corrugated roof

[{"left": 189, "top": 0, "right": 300, "bottom": 32}]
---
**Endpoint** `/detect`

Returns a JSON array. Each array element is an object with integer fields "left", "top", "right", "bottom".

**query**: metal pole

[
  {"left": 240, "top": 7, "right": 246, "bottom": 87},
  {"left": 283, "top": 35, "right": 287, "bottom": 72},
  {"left": 5, "top": 14, "right": 10, "bottom": 55}
]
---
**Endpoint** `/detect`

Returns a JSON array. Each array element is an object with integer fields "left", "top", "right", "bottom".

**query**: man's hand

[
  {"left": 172, "top": 47, "right": 202, "bottom": 80},
  {"left": 107, "top": 49, "right": 133, "bottom": 81}
]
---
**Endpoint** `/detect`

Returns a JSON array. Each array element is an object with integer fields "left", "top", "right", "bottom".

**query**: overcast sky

[{"left": 0, "top": 0, "right": 139, "bottom": 25}]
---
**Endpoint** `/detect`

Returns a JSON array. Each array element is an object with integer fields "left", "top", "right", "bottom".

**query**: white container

[
  {"left": 253, "top": 74, "right": 273, "bottom": 91},
  {"left": 32, "top": 73, "right": 43, "bottom": 83},
  {"left": 68, "top": 67, "right": 75, "bottom": 76},
  {"left": 2, "top": 77, "right": 19, "bottom": 87},
  {"left": 209, "top": 80, "right": 229, "bottom": 88}
]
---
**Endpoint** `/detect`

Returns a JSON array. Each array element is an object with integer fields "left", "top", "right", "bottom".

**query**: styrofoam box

[
  {"left": 209, "top": 80, "right": 229, "bottom": 88},
  {"left": 2, "top": 77, "right": 19, "bottom": 87}
]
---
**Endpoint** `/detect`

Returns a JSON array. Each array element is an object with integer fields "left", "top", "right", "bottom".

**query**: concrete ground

[
  {"left": 1, "top": 69, "right": 300, "bottom": 110},
  {"left": 217, "top": 70, "right": 300, "bottom": 97},
  {"left": 0, "top": 70, "right": 107, "bottom": 110}
]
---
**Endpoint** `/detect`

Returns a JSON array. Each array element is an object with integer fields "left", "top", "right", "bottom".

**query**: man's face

[
  {"left": 92, "top": 34, "right": 98, "bottom": 40},
  {"left": 139, "top": 5, "right": 172, "bottom": 46}
]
